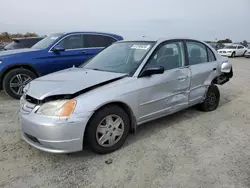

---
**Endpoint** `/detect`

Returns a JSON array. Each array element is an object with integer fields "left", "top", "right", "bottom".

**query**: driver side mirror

[
  {"left": 140, "top": 66, "right": 165, "bottom": 77},
  {"left": 51, "top": 45, "right": 65, "bottom": 53}
]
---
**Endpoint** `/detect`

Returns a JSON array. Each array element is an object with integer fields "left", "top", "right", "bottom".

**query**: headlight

[
  {"left": 0, "top": 60, "right": 2, "bottom": 64},
  {"left": 36, "top": 99, "right": 76, "bottom": 117}
]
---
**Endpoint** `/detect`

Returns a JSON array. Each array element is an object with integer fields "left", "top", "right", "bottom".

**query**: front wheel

[
  {"left": 198, "top": 84, "right": 220, "bottom": 112},
  {"left": 2, "top": 68, "right": 36, "bottom": 99},
  {"left": 231, "top": 52, "right": 235, "bottom": 58},
  {"left": 86, "top": 105, "right": 130, "bottom": 154},
  {"left": 243, "top": 51, "right": 247, "bottom": 56}
]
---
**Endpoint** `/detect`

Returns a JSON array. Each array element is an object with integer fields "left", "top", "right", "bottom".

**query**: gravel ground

[{"left": 1, "top": 58, "right": 250, "bottom": 188}]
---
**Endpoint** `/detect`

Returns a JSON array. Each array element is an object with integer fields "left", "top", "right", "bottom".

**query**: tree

[
  {"left": 242, "top": 40, "right": 248, "bottom": 47},
  {"left": 23, "top": 32, "right": 38, "bottom": 37},
  {"left": 217, "top": 38, "right": 232, "bottom": 43},
  {"left": 0, "top": 32, "right": 39, "bottom": 42}
]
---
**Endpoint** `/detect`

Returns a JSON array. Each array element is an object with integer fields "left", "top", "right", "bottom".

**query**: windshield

[
  {"left": 224, "top": 45, "right": 237, "bottom": 49},
  {"left": 31, "top": 33, "right": 63, "bottom": 49},
  {"left": 83, "top": 41, "right": 155, "bottom": 75}
]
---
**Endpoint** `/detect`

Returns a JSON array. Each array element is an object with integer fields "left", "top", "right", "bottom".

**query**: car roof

[
  {"left": 118, "top": 37, "right": 206, "bottom": 43},
  {"left": 63, "top": 31, "right": 123, "bottom": 39}
]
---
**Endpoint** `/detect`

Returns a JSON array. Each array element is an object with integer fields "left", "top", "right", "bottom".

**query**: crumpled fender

[
  {"left": 221, "top": 61, "right": 232, "bottom": 73},
  {"left": 219, "top": 56, "right": 232, "bottom": 73}
]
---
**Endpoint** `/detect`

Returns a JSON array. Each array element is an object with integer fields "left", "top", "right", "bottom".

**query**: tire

[
  {"left": 86, "top": 105, "right": 130, "bottom": 154},
  {"left": 2, "top": 68, "right": 37, "bottom": 99},
  {"left": 231, "top": 52, "right": 235, "bottom": 58},
  {"left": 243, "top": 51, "right": 247, "bottom": 56},
  {"left": 198, "top": 84, "right": 220, "bottom": 112}
]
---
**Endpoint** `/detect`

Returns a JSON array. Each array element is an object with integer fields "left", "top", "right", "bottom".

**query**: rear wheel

[
  {"left": 86, "top": 105, "right": 130, "bottom": 154},
  {"left": 198, "top": 84, "right": 220, "bottom": 112},
  {"left": 2, "top": 68, "right": 36, "bottom": 99}
]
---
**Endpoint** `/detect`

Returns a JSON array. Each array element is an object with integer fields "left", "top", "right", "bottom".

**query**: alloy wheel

[
  {"left": 9, "top": 74, "right": 32, "bottom": 95},
  {"left": 96, "top": 114, "right": 125, "bottom": 147}
]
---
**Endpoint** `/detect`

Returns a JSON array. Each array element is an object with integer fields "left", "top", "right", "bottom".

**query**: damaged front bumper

[{"left": 19, "top": 97, "right": 92, "bottom": 153}]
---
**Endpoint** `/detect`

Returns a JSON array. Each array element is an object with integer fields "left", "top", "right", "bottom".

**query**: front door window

[
  {"left": 145, "top": 41, "right": 185, "bottom": 70},
  {"left": 58, "top": 34, "right": 84, "bottom": 50}
]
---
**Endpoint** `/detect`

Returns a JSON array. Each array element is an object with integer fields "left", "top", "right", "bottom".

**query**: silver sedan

[{"left": 19, "top": 38, "right": 233, "bottom": 154}]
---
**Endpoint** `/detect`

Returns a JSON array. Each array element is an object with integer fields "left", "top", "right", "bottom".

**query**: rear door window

[
  {"left": 84, "top": 34, "right": 116, "bottom": 48},
  {"left": 186, "top": 41, "right": 208, "bottom": 65}
]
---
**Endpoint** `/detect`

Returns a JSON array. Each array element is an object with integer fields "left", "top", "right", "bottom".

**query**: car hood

[
  {"left": 25, "top": 68, "right": 127, "bottom": 100},
  {"left": 0, "top": 48, "right": 40, "bottom": 59}
]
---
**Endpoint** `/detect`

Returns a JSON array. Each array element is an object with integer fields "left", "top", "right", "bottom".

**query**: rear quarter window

[{"left": 207, "top": 47, "right": 216, "bottom": 62}]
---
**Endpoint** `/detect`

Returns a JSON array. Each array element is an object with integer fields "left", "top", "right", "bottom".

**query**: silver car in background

[{"left": 19, "top": 38, "right": 233, "bottom": 154}]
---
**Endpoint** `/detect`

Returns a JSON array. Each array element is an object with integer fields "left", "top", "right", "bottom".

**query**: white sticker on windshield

[
  {"left": 50, "top": 37, "right": 59, "bottom": 40},
  {"left": 131, "top": 44, "right": 151, "bottom": 50}
]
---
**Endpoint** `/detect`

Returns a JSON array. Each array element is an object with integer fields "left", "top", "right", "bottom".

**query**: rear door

[
  {"left": 186, "top": 40, "right": 219, "bottom": 106},
  {"left": 137, "top": 40, "right": 191, "bottom": 123}
]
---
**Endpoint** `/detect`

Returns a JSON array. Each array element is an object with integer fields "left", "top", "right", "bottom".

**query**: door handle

[
  {"left": 213, "top": 68, "right": 217, "bottom": 71},
  {"left": 178, "top": 76, "right": 188, "bottom": 82}
]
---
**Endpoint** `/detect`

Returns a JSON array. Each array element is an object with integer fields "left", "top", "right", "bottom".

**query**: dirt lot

[{"left": 1, "top": 58, "right": 250, "bottom": 188}]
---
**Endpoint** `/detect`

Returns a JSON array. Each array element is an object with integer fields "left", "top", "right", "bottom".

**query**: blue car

[{"left": 0, "top": 32, "right": 123, "bottom": 99}]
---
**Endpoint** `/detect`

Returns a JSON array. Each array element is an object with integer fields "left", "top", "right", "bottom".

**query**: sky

[{"left": 0, "top": 0, "right": 250, "bottom": 42}]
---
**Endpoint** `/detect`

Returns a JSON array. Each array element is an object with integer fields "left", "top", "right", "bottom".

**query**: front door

[
  {"left": 186, "top": 40, "right": 219, "bottom": 106},
  {"left": 41, "top": 34, "right": 98, "bottom": 74},
  {"left": 39, "top": 34, "right": 118, "bottom": 75},
  {"left": 137, "top": 41, "right": 191, "bottom": 123}
]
